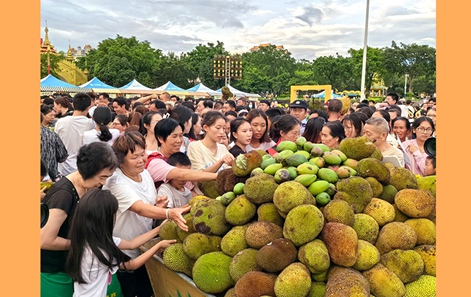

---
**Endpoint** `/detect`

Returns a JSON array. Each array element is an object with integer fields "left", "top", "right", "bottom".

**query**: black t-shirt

[
  {"left": 41, "top": 177, "right": 79, "bottom": 273},
  {"left": 229, "top": 144, "right": 245, "bottom": 158}
]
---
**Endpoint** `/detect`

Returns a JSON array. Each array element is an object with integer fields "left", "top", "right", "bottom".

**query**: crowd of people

[{"left": 40, "top": 90, "right": 436, "bottom": 297}]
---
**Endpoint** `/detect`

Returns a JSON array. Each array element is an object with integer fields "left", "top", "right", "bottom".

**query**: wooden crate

[{"left": 139, "top": 238, "right": 215, "bottom": 297}]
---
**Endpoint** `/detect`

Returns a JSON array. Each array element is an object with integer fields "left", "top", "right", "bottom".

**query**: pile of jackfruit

[{"left": 157, "top": 136, "right": 437, "bottom": 297}]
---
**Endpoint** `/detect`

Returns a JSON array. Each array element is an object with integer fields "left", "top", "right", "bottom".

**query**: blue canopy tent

[
  {"left": 153, "top": 81, "right": 190, "bottom": 96},
  {"left": 119, "top": 79, "right": 153, "bottom": 94},
  {"left": 186, "top": 83, "right": 220, "bottom": 96},
  {"left": 79, "top": 77, "right": 121, "bottom": 94},
  {"left": 40, "top": 74, "right": 91, "bottom": 93},
  {"left": 311, "top": 90, "right": 342, "bottom": 99},
  {"left": 215, "top": 84, "right": 261, "bottom": 98}
]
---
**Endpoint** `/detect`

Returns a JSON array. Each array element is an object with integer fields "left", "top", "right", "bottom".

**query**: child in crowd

[
  {"left": 424, "top": 155, "right": 436, "bottom": 176},
  {"left": 65, "top": 188, "right": 176, "bottom": 297},
  {"left": 157, "top": 152, "right": 194, "bottom": 208}
]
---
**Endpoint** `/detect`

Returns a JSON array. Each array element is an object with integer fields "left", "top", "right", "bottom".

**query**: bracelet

[{"left": 166, "top": 208, "right": 170, "bottom": 219}]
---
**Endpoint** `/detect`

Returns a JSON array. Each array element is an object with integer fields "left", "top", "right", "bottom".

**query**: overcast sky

[{"left": 40, "top": 0, "right": 435, "bottom": 61}]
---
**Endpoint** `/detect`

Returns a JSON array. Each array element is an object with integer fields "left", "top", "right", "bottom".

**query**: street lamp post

[{"left": 360, "top": 0, "right": 370, "bottom": 100}]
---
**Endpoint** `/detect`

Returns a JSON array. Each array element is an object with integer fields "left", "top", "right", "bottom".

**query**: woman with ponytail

[{"left": 83, "top": 106, "right": 120, "bottom": 145}]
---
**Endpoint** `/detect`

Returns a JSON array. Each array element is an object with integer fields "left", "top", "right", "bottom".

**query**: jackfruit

[
  {"left": 221, "top": 225, "right": 249, "bottom": 257},
  {"left": 362, "top": 263, "right": 406, "bottom": 297},
  {"left": 177, "top": 212, "right": 195, "bottom": 242},
  {"left": 363, "top": 198, "right": 395, "bottom": 227},
  {"left": 404, "top": 218, "right": 436, "bottom": 245},
  {"left": 192, "top": 251, "right": 235, "bottom": 294},
  {"left": 404, "top": 274, "right": 436, "bottom": 297},
  {"left": 196, "top": 180, "right": 220, "bottom": 198},
  {"left": 225, "top": 195, "right": 257, "bottom": 226},
  {"left": 215, "top": 168, "right": 249, "bottom": 196},
  {"left": 283, "top": 204, "right": 324, "bottom": 247},
  {"left": 321, "top": 222, "right": 358, "bottom": 267},
  {"left": 307, "top": 281, "right": 326, "bottom": 297},
  {"left": 243, "top": 173, "right": 279, "bottom": 204},
  {"left": 365, "top": 177, "right": 383, "bottom": 198},
  {"left": 274, "top": 263, "right": 312, "bottom": 297},
  {"left": 326, "top": 266, "right": 370, "bottom": 297},
  {"left": 338, "top": 136, "right": 377, "bottom": 160},
  {"left": 352, "top": 240, "right": 381, "bottom": 271},
  {"left": 256, "top": 238, "right": 297, "bottom": 273},
  {"left": 417, "top": 175, "right": 436, "bottom": 198},
  {"left": 245, "top": 221, "right": 283, "bottom": 249},
  {"left": 375, "top": 222, "right": 417, "bottom": 255},
  {"left": 257, "top": 202, "right": 284, "bottom": 226},
  {"left": 335, "top": 176, "right": 373, "bottom": 213},
  {"left": 353, "top": 213, "right": 380, "bottom": 244},
  {"left": 182, "top": 232, "right": 212, "bottom": 260},
  {"left": 394, "top": 189, "right": 435, "bottom": 218},
  {"left": 159, "top": 220, "right": 181, "bottom": 242},
  {"left": 380, "top": 249, "right": 424, "bottom": 283},
  {"left": 414, "top": 245, "right": 436, "bottom": 276},
  {"left": 356, "top": 158, "right": 390, "bottom": 185},
  {"left": 192, "top": 199, "right": 231, "bottom": 236},
  {"left": 162, "top": 243, "right": 195, "bottom": 277},
  {"left": 379, "top": 184, "right": 398, "bottom": 204},
  {"left": 235, "top": 271, "right": 277, "bottom": 297},
  {"left": 232, "top": 150, "right": 263, "bottom": 177},
  {"left": 273, "top": 181, "right": 316, "bottom": 215},
  {"left": 322, "top": 199, "right": 355, "bottom": 226},
  {"left": 229, "top": 248, "right": 262, "bottom": 282},
  {"left": 389, "top": 167, "right": 418, "bottom": 190},
  {"left": 298, "top": 239, "right": 330, "bottom": 274}
]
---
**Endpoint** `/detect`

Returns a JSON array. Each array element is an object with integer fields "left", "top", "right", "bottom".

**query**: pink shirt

[
  {"left": 402, "top": 139, "right": 427, "bottom": 176},
  {"left": 146, "top": 157, "right": 194, "bottom": 191}
]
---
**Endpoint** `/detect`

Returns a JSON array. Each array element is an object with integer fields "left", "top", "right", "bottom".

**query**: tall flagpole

[{"left": 360, "top": 0, "right": 370, "bottom": 100}]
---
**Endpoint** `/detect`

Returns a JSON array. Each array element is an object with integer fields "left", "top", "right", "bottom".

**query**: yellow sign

[{"left": 290, "top": 85, "right": 332, "bottom": 103}]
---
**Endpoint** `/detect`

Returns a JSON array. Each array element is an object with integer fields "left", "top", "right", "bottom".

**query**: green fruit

[
  {"left": 285, "top": 154, "right": 308, "bottom": 167},
  {"left": 313, "top": 143, "right": 331, "bottom": 152},
  {"left": 163, "top": 243, "right": 195, "bottom": 277},
  {"left": 276, "top": 140, "right": 298, "bottom": 152},
  {"left": 336, "top": 166, "right": 354, "bottom": 179},
  {"left": 297, "top": 163, "right": 319, "bottom": 175},
  {"left": 325, "top": 183, "right": 336, "bottom": 196},
  {"left": 264, "top": 163, "right": 283, "bottom": 175},
  {"left": 294, "top": 150, "right": 311, "bottom": 160},
  {"left": 221, "top": 191, "right": 236, "bottom": 206},
  {"left": 192, "top": 252, "right": 235, "bottom": 293},
  {"left": 225, "top": 195, "right": 257, "bottom": 226},
  {"left": 303, "top": 141, "right": 315, "bottom": 152},
  {"left": 342, "top": 158, "right": 359, "bottom": 170},
  {"left": 250, "top": 167, "right": 264, "bottom": 177},
  {"left": 317, "top": 168, "right": 339, "bottom": 183},
  {"left": 275, "top": 150, "right": 294, "bottom": 164},
  {"left": 309, "top": 157, "right": 325, "bottom": 168},
  {"left": 233, "top": 183, "right": 245, "bottom": 195},
  {"left": 308, "top": 180, "right": 330, "bottom": 196},
  {"left": 315, "top": 192, "right": 331, "bottom": 206},
  {"left": 274, "top": 168, "right": 291, "bottom": 183},
  {"left": 310, "top": 146, "right": 324, "bottom": 157},
  {"left": 295, "top": 174, "right": 317, "bottom": 187},
  {"left": 322, "top": 151, "right": 343, "bottom": 165},
  {"left": 296, "top": 136, "right": 307, "bottom": 147},
  {"left": 286, "top": 166, "right": 298, "bottom": 179},
  {"left": 283, "top": 205, "right": 324, "bottom": 246},
  {"left": 331, "top": 149, "right": 348, "bottom": 162},
  {"left": 260, "top": 156, "right": 277, "bottom": 170}
]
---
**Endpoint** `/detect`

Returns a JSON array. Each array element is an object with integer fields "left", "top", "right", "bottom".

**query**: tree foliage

[{"left": 40, "top": 52, "right": 65, "bottom": 78}]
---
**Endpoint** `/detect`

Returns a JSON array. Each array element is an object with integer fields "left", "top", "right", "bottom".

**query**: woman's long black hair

[{"left": 65, "top": 189, "right": 130, "bottom": 283}]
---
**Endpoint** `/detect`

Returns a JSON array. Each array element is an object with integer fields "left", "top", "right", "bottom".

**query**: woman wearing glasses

[{"left": 402, "top": 117, "right": 435, "bottom": 176}]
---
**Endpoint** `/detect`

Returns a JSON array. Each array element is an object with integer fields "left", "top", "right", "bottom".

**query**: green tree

[
  {"left": 40, "top": 52, "right": 65, "bottom": 78},
  {"left": 382, "top": 41, "right": 436, "bottom": 94},
  {"left": 155, "top": 52, "right": 193, "bottom": 89},
  {"left": 347, "top": 47, "right": 385, "bottom": 95},
  {"left": 185, "top": 41, "right": 227, "bottom": 90},
  {"left": 312, "top": 54, "right": 355, "bottom": 92},
  {"left": 237, "top": 45, "right": 297, "bottom": 96},
  {"left": 76, "top": 35, "right": 163, "bottom": 88}
]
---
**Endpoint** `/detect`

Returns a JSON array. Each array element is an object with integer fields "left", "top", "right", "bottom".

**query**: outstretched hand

[{"left": 168, "top": 205, "right": 192, "bottom": 232}]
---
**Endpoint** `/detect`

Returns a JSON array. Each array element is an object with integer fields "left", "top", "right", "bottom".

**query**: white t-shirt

[
  {"left": 382, "top": 145, "right": 405, "bottom": 167},
  {"left": 157, "top": 183, "right": 192, "bottom": 208},
  {"left": 187, "top": 141, "right": 231, "bottom": 173},
  {"left": 82, "top": 128, "right": 120, "bottom": 146},
  {"left": 246, "top": 140, "right": 276, "bottom": 152},
  {"left": 73, "top": 237, "right": 121, "bottom": 297},
  {"left": 55, "top": 115, "right": 95, "bottom": 176},
  {"left": 103, "top": 168, "right": 156, "bottom": 258}
]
